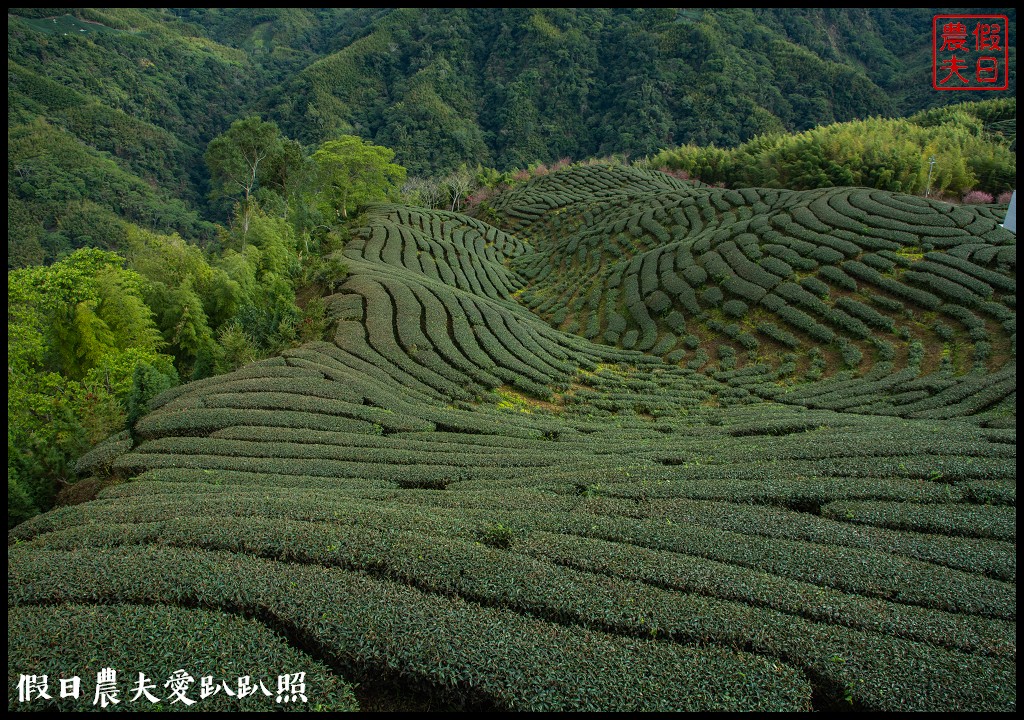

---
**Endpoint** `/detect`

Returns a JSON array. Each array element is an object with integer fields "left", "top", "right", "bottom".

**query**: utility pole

[{"left": 925, "top": 155, "right": 936, "bottom": 197}]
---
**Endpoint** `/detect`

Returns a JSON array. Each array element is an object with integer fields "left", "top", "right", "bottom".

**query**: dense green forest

[
  {"left": 261, "top": 7, "right": 1017, "bottom": 172},
  {"left": 648, "top": 100, "right": 1017, "bottom": 195},
  {"left": 8, "top": 115, "right": 405, "bottom": 524},
  {"left": 9, "top": 8, "right": 1018, "bottom": 226}
]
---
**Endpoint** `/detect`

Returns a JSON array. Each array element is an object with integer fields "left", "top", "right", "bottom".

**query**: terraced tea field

[
  {"left": 493, "top": 165, "right": 1015, "bottom": 418},
  {"left": 8, "top": 166, "right": 1015, "bottom": 711}
]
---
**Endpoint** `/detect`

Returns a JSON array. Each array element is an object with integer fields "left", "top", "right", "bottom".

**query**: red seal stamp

[{"left": 933, "top": 15, "right": 1010, "bottom": 90}]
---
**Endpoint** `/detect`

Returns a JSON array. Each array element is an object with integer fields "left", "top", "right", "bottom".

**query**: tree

[
  {"left": 402, "top": 176, "right": 445, "bottom": 209},
  {"left": 8, "top": 249, "right": 177, "bottom": 526},
  {"left": 442, "top": 164, "right": 474, "bottom": 212},
  {"left": 311, "top": 136, "right": 407, "bottom": 220},
  {"left": 160, "top": 278, "right": 220, "bottom": 379},
  {"left": 9, "top": 248, "right": 165, "bottom": 379},
  {"left": 125, "top": 359, "right": 179, "bottom": 442},
  {"left": 205, "top": 116, "right": 285, "bottom": 238}
]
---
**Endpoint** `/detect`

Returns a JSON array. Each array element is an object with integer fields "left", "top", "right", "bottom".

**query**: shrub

[
  {"left": 837, "top": 339, "right": 864, "bottom": 368},
  {"left": 759, "top": 256, "right": 794, "bottom": 279},
  {"left": 686, "top": 348, "right": 710, "bottom": 369},
  {"left": 719, "top": 276, "right": 766, "bottom": 303},
  {"left": 682, "top": 265, "right": 708, "bottom": 287},
  {"left": 718, "top": 344, "right": 737, "bottom": 371},
  {"left": 478, "top": 521, "right": 516, "bottom": 548},
  {"left": 701, "top": 287, "right": 724, "bottom": 307},
  {"left": 818, "top": 265, "right": 858, "bottom": 291},
  {"left": 756, "top": 322, "right": 801, "bottom": 348},
  {"left": 861, "top": 253, "right": 896, "bottom": 273},
  {"left": 962, "top": 191, "right": 994, "bottom": 204},
  {"left": 736, "top": 333, "right": 760, "bottom": 351},
  {"left": 973, "top": 341, "right": 991, "bottom": 364},
  {"left": 799, "top": 276, "right": 830, "bottom": 298},
  {"left": 933, "top": 322, "right": 955, "bottom": 341},
  {"left": 723, "top": 300, "right": 748, "bottom": 318},
  {"left": 645, "top": 290, "right": 672, "bottom": 315},
  {"left": 835, "top": 297, "right": 896, "bottom": 332},
  {"left": 874, "top": 339, "right": 897, "bottom": 362},
  {"left": 665, "top": 311, "right": 688, "bottom": 334}
]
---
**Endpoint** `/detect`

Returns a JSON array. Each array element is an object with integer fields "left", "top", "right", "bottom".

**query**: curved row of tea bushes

[
  {"left": 821, "top": 500, "right": 1015, "bottom": 541},
  {"left": 8, "top": 545, "right": 815, "bottom": 712},
  {"left": 10, "top": 489, "right": 1012, "bottom": 711}
]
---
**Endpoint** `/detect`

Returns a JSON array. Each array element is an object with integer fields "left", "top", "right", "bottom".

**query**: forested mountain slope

[{"left": 264, "top": 8, "right": 1017, "bottom": 172}]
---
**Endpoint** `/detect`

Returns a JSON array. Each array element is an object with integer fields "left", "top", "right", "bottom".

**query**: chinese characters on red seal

[{"left": 933, "top": 15, "right": 1010, "bottom": 91}]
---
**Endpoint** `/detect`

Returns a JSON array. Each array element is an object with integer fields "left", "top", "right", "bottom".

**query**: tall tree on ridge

[
  {"left": 205, "top": 116, "right": 285, "bottom": 240},
  {"left": 311, "top": 135, "right": 407, "bottom": 220}
]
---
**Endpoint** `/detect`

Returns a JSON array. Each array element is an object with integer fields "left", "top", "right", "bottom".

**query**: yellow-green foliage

[
  {"left": 650, "top": 100, "right": 1016, "bottom": 195},
  {"left": 8, "top": 249, "right": 179, "bottom": 526},
  {"left": 495, "top": 387, "right": 535, "bottom": 413}
]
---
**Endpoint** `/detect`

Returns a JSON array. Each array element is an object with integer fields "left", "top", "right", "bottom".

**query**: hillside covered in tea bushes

[
  {"left": 487, "top": 165, "right": 1016, "bottom": 418},
  {"left": 6, "top": 6, "right": 1017, "bottom": 712},
  {"left": 9, "top": 165, "right": 1015, "bottom": 712}
]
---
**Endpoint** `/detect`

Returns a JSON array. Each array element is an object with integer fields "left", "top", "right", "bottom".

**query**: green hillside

[
  {"left": 9, "top": 165, "right": 1015, "bottom": 712},
  {"left": 6, "top": 7, "right": 1016, "bottom": 713},
  {"left": 488, "top": 164, "right": 1016, "bottom": 418},
  {"left": 265, "top": 8, "right": 1017, "bottom": 173},
  {"left": 648, "top": 100, "right": 1017, "bottom": 195},
  {"left": 8, "top": 8, "right": 251, "bottom": 263},
  {"left": 7, "top": 8, "right": 1016, "bottom": 265}
]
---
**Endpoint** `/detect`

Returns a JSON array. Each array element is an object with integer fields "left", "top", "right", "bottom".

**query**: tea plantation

[{"left": 8, "top": 165, "right": 1015, "bottom": 711}]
